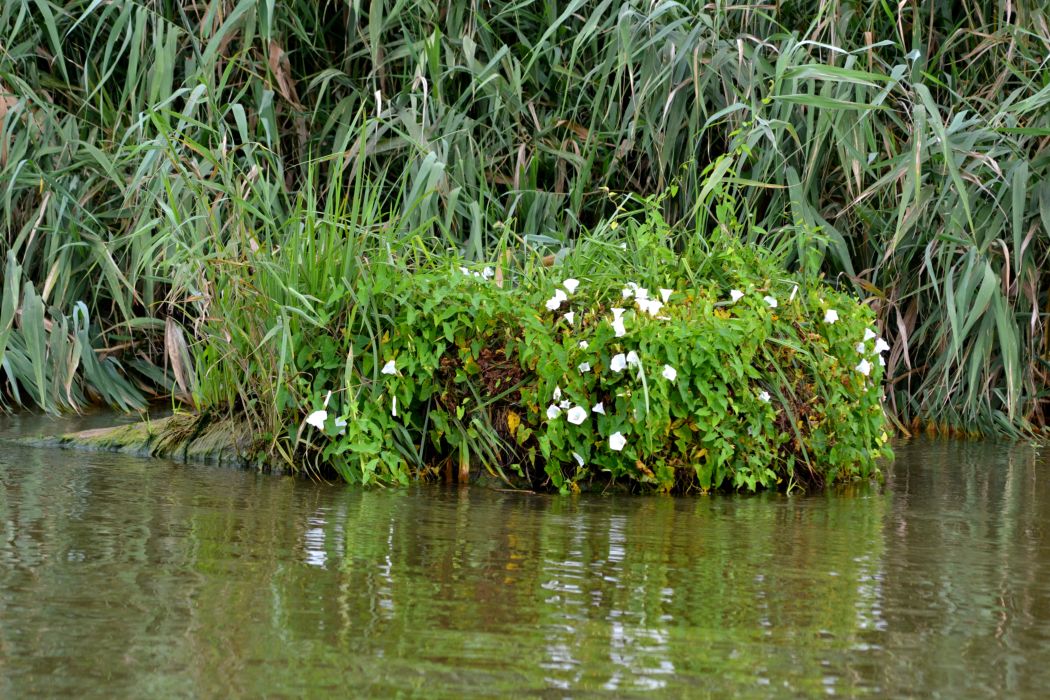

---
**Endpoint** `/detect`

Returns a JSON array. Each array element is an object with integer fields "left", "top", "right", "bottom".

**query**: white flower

[
  {"left": 578, "top": 362, "right": 591, "bottom": 373},
  {"left": 863, "top": 328, "right": 876, "bottom": 341},
  {"left": 610, "top": 353, "right": 627, "bottom": 372},
  {"left": 622, "top": 287, "right": 634, "bottom": 299},
  {"left": 790, "top": 285, "right": 798, "bottom": 301},
  {"left": 381, "top": 359, "right": 397, "bottom": 375},
  {"left": 609, "top": 432, "right": 627, "bottom": 452},
  {"left": 546, "top": 404, "right": 561, "bottom": 420},
  {"left": 635, "top": 287, "right": 649, "bottom": 300},
  {"left": 764, "top": 295, "right": 778, "bottom": 308},
  {"left": 856, "top": 342, "right": 866, "bottom": 354},
  {"left": 559, "top": 399, "right": 571, "bottom": 410},
  {"left": 637, "top": 298, "right": 663, "bottom": 316},
  {"left": 573, "top": 452, "right": 585, "bottom": 467},
  {"left": 334, "top": 417, "right": 347, "bottom": 435},
  {"left": 567, "top": 405, "right": 588, "bottom": 425},
  {"left": 306, "top": 410, "right": 328, "bottom": 429},
  {"left": 579, "top": 340, "right": 589, "bottom": 349},
  {"left": 391, "top": 397, "right": 397, "bottom": 417},
  {"left": 564, "top": 311, "right": 575, "bottom": 325},
  {"left": 855, "top": 358, "right": 872, "bottom": 376},
  {"left": 730, "top": 289, "right": 744, "bottom": 303},
  {"left": 874, "top": 338, "right": 891, "bottom": 354},
  {"left": 563, "top": 278, "right": 580, "bottom": 294},
  {"left": 553, "top": 385, "right": 562, "bottom": 401},
  {"left": 662, "top": 365, "right": 677, "bottom": 381},
  {"left": 660, "top": 288, "right": 673, "bottom": 303},
  {"left": 626, "top": 351, "right": 639, "bottom": 367},
  {"left": 612, "top": 318, "right": 627, "bottom": 338},
  {"left": 611, "top": 307, "right": 626, "bottom": 321},
  {"left": 545, "top": 289, "right": 568, "bottom": 311},
  {"left": 459, "top": 266, "right": 470, "bottom": 276},
  {"left": 592, "top": 402, "right": 605, "bottom": 415},
  {"left": 758, "top": 391, "right": 771, "bottom": 403},
  {"left": 824, "top": 309, "right": 839, "bottom": 324},
  {"left": 482, "top": 266, "right": 494, "bottom": 280},
  {"left": 879, "top": 355, "right": 886, "bottom": 366}
]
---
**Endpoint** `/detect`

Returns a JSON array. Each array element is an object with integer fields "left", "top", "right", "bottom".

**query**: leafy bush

[{"left": 296, "top": 207, "right": 890, "bottom": 493}]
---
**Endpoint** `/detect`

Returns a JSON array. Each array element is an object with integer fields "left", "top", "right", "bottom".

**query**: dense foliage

[{"left": 1, "top": 1, "right": 1047, "bottom": 449}]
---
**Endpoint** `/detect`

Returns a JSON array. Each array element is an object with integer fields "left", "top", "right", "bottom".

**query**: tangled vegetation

[{"left": 1, "top": 1, "right": 1048, "bottom": 485}]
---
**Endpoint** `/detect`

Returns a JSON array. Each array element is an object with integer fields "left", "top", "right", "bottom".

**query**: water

[{"left": 2, "top": 414, "right": 1049, "bottom": 698}]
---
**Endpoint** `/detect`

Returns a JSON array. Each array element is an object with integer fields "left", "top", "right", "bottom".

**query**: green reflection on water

[{"left": 1, "top": 423, "right": 1048, "bottom": 698}]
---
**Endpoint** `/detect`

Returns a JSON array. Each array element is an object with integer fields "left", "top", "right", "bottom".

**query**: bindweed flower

[
  {"left": 567, "top": 405, "right": 588, "bottom": 425},
  {"left": 824, "top": 309, "right": 839, "bottom": 324},
  {"left": 592, "top": 402, "right": 605, "bottom": 415},
  {"left": 391, "top": 397, "right": 397, "bottom": 417},
  {"left": 610, "top": 353, "right": 627, "bottom": 372},
  {"left": 612, "top": 317, "right": 627, "bottom": 338},
  {"left": 545, "top": 289, "right": 568, "bottom": 311},
  {"left": 611, "top": 307, "right": 626, "bottom": 321},
  {"left": 563, "top": 278, "right": 580, "bottom": 294},
  {"left": 863, "top": 328, "right": 876, "bottom": 341},
  {"left": 578, "top": 362, "right": 591, "bottom": 373},
  {"left": 482, "top": 266, "right": 494, "bottom": 280},
  {"left": 730, "top": 289, "right": 744, "bottom": 303},
  {"left": 855, "top": 358, "right": 872, "bottom": 376},
  {"left": 790, "top": 285, "right": 799, "bottom": 302},
  {"left": 622, "top": 287, "right": 634, "bottom": 299},
  {"left": 662, "top": 365, "right": 677, "bottom": 381},
  {"left": 579, "top": 340, "right": 589, "bottom": 349},
  {"left": 306, "top": 410, "right": 328, "bottom": 429},
  {"left": 564, "top": 311, "right": 575, "bottom": 325},
  {"left": 660, "top": 288, "right": 673, "bottom": 303},
  {"left": 559, "top": 399, "right": 571, "bottom": 410},
  {"left": 626, "top": 351, "right": 639, "bottom": 367},
  {"left": 553, "top": 385, "right": 562, "bottom": 401},
  {"left": 459, "top": 266, "right": 470, "bottom": 276},
  {"left": 856, "top": 342, "right": 866, "bottom": 354},
  {"left": 573, "top": 452, "right": 585, "bottom": 467},
  {"left": 546, "top": 404, "right": 561, "bottom": 420},
  {"left": 764, "top": 295, "right": 778, "bottom": 308},
  {"left": 879, "top": 355, "right": 885, "bottom": 366},
  {"left": 874, "top": 338, "right": 890, "bottom": 354},
  {"left": 334, "top": 417, "right": 347, "bottom": 435},
  {"left": 609, "top": 432, "right": 627, "bottom": 452},
  {"left": 381, "top": 360, "right": 398, "bottom": 375},
  {"left": 758, "top": 391, "right": 771, "bottom": 403}
]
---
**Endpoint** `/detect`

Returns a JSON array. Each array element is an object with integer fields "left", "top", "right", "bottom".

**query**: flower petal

[
  {"left": 578, "top": 362, "right": 591, "bottom": 373},
  {"left": 660, "top": 288, "right": 673, "bottom": 303},
  {"left": 824, "top": 309, "right": 839, "bottom": 324},
  {"left": 592, "top": 402, "right": 605, "bottom": 415},
  {"left": 564, "top": 311, "right": 575, "bottom": 325},
  {"left": 610, "top": 353, "right": 627, "bottom": 372},
  {"left": 381, "top": 360, "right": 397, "bottom": 375},
  {"left": 855, "top": 358, "right": 872, "bottom": 376},
  {"left": 662, "top": 365, "right": 677, "bottom": 381},
  {"left": 306, "top": 410, "right": 328, "bottom": 429},
  {"left": 546, "top": 404, "right": 561, "bottom": 420},
  {"left": 609, "top": 432, "right": 627, "bottom": 451},
  {"left": 764, "top": 295, "right": 778, "bottom": 308},
  {"left": 758, "top": 391, "right": 771, "bottom": 403},
  {"left": 730, "top": 289, "right": 744, "bottom": 303},
  {"left": 563, "top": 278, "right": 580, "bottom": 294}
]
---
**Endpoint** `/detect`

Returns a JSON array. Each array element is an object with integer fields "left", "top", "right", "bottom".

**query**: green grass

[{"left": 1, "top": 0, "right": 1047, "bottom": 442}]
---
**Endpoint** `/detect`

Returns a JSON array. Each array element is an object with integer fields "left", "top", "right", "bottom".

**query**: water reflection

[{"left": 1, "top": 420, "right": 1049, "bottom": 698}]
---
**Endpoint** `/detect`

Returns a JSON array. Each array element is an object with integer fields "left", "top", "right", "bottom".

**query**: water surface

[{"left": 1, "top": 414, "right": 1048, "bottom": 697}]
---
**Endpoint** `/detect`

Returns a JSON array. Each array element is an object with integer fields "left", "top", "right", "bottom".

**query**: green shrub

[{"left": 296, "top": 219, "right": 890, "bottom": 493}]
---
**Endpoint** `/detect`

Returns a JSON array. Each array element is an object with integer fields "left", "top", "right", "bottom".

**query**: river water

[{"left": 1, "top": 413, "right": 1048, "bottom": 698}]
